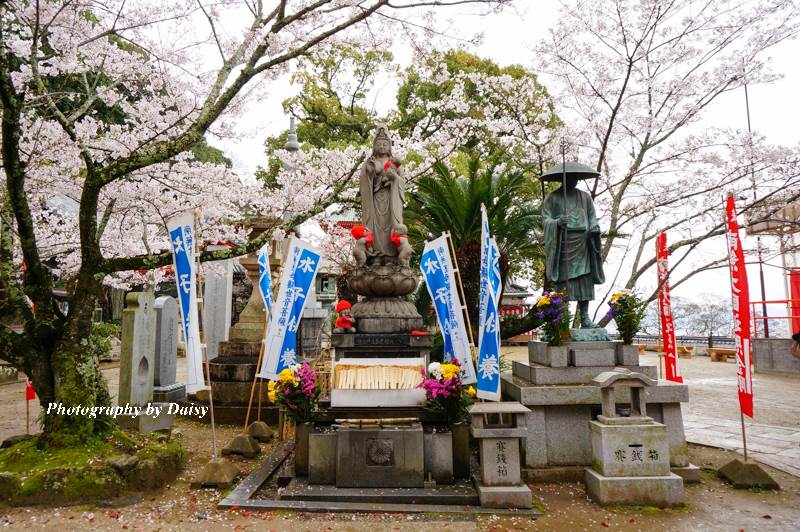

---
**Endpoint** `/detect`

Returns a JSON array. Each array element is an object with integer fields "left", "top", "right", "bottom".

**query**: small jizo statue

[
  {"left": 351, "top": 225, "right": 373, "bottom": 267},
  {"left": 390, "top": 224, "right": 412, "bottom": 267},
  {"left": 334, "top": 300, "right": 356, "bottom": 333}
]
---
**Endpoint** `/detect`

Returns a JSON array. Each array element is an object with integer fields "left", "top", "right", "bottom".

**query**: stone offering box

[
  {"left": 503, "top": 339, "right": 698, "bottom": 483},
  {"left": 469, "top": 402, "right": 533, "bottom": 509},
  {"left": 330, "top": 357, "right": 426, "bottom": 408},
  {"left": 584, "top": 368, "right": 684, "bottom": 507}
]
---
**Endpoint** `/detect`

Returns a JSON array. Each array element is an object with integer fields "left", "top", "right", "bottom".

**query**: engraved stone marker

[
  {"left": 153, "top": 296, "right": 186, "bottom": 403},
  {"left": 119, "top": 291, "right": 156, "bottom": 407},
  {"left": 203, "top": 250, "right": 234, "bottom": 360}
]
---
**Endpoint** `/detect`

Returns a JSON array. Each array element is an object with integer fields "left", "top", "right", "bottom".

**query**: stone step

[
  {"left": 219, "top": 340, "right": 262, "bottom": 357},
  {"left": 501, "top": 373, "right": 689, "bottom": 406},
  {"left": 279, "top": 478, "right": 479, "bottom": 505},
  {"left": 529, "top": 340, "right": 620, "bottom": 368},
  {"left": 209, "top": 356, "right": 260, "bottom": 382},
  {"left": 210, "top": 381, "right": 271, "bottom": 405},
  {"left": 512, "top": 360, "right": 657, "bottom": 385}
]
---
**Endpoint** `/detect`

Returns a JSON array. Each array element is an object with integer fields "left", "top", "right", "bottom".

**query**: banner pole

[
  {"left": 444, "top": 231, "right": 478, "bottom": 369},
  {"left": 244, "top": 239, "right": 290, "bottom": 431},
  {"left": 725, "top": 193, "right": 750, "bottom": 462},
  {"left": 740, "top": 411, "right": 749, "bottom": 462},
  {"left": 193, "top": 211, "right": 219, "bottom": 459}
]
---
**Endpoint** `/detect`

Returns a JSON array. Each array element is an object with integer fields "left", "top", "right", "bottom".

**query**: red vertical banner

[
  {"left": 725, "top": 194, "right": 754, "bottom": 418},
  {"left": 789, "top": 269, "right": 800, "bottom": 335},
  {"left": 656, "top": 232, "right": 683, "bottom": 383},
  {"left": 25, "top": 380, "right": 36, "bottom": 400}
]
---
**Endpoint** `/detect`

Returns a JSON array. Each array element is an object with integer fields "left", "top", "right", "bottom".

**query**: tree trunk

[
  {"left": 44, "top": 271, "right": 112, "bottom": 439},
  {"left": 457, "top": 242, "right": 482, "bottom": 338}
]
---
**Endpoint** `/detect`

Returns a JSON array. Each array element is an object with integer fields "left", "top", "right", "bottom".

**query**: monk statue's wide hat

[{"left": 540, "top": 161, "right": 600, "bottom": 182}]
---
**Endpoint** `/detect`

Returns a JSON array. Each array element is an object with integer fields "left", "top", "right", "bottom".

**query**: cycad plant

[{"left": 405, "top": 157, "right": 543, "bottom": 336}]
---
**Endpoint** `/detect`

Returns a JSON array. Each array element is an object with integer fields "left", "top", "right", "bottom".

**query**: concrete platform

[
  {"left": 585, "top": 469, "right": 684, "bottom": 507},
  {"left": 218, "top": 440, "right": 540, "bottom": 515},
  {"left": 474, "top": 479, "right": 533, "bottom": 509},
  {"left": 280, "top": 477, "right": 479, "bottom": 505},
  {"left": 512, "top": 361, "right": 657, "bottom": 385},
  {"left": 502, "top": 373, "right": 689, "bottom": 405}
]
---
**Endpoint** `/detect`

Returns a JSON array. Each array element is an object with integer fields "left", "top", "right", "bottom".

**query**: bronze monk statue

[{"left": 541, "top": 162, "right": 606, "bottom": 329}]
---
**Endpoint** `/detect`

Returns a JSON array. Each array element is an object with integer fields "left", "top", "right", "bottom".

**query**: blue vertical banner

[
  {"left": 420, "top": 235, "right": 476, "bottom": 384},
  {"left": 257, "top": 243, "right": 272, "bottom": 312},
  {"left": 258, "top": 237, "right": 323, "bottom": 380},
  {"left": 477, "top": 204, "right": 503, "bottom": 400},
  {"left": 167, "top": 212, "right": 205, "bottom": 392}
]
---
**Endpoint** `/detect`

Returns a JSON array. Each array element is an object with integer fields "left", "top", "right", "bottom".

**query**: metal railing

[
  {"left": 749, "top": 298, "right": 798, "bottom": 339},
  {"left": 607, "top": 333, "right": 735, "bottom": 348}
]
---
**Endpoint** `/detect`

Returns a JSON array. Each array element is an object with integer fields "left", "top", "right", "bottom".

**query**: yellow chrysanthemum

[
  {"left": 537, "top": 295, "right": 551, "bottom": 307},
  {"left": 268, "top": 390, "right": 277, "bottom": 403},
  {"left": 268, "top": 380, "right": 276, "bottom": 391},
  {"left": 465, "top": 386, "right": 476, "bottom": 396},
  {"left": 278, "top": 368, "right": 296, "bottom": 385},
  {"left": 610, "top": 292, "right": 624, "bottom": 303},
  {"left": 441, "top": 363, "right": 460, "bottom": 380}
]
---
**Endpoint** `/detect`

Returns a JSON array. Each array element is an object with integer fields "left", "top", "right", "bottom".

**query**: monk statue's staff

[{"left": 560, "top": 137, "right": 569, "bottom": 304}]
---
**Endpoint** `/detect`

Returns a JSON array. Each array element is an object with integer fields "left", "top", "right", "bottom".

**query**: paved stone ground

[
  {"left": 3, "top": 348, "right": 800, "bottom": 477},
  {"left": 504, "top": 346, "right": 800, "bottom": 477}
]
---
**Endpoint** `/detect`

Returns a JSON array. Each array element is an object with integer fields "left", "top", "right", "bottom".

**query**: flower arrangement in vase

[
  {"left": 605, "top": 290, "right": 648, "bottom": 345},
  {"left": 534, "top": 290, "right": 570, "bottom": 346},
  {"left": 267, "top": 362, "right": 320, "bottom": 423},
  {"left": 419, "top": 359, "right": 476, "bottom": 425}
]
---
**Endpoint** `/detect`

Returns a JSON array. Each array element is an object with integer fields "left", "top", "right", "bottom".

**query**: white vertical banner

[
  {"left": 258, "top": 237, "right": 323, "bottom": 380},
  {"left": 257, "top": 242, "right": 272, "bottom": 312},
  {"left": 166, "top": 212, "right": 205, "bottom": 392},
  {"left": 420, "top": 234, "right": 477, "bottom": 384},
  {"left": 477, "top": 204, "right": 503, "bottom": 400}
]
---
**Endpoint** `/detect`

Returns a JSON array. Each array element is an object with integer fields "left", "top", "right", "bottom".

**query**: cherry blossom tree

[
  {"left": 531, "top": 0, "right": 800, "bottom": 324},
  {"left": 0, "top": 0, "right": 509, "bottom": 440}
]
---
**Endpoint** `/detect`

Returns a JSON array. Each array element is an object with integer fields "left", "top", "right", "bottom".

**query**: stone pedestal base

[
  {"left": 351, "top": 298, "right": 423, "bottom": 333},
  {"left": 569, "top": 328, "right": 610, "bottom": 342},
  {"left": 585, "top": 469, "right": 684, "bottom": 507},
  {"left": 153, "top": 382, "right": 186, "bottom": 403},
  {"left": 671, "top": 464, "right": 701, "bottom": 483},
  {"left": 473, "top": 478, "right": 533, "bottom": 509},
  {"left": 332, "top": 332, "right": 432, "bottom": 361}
]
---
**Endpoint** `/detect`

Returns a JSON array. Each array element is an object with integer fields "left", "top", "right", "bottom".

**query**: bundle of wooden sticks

[{"left": 333, "top": 364, "right": 424, "bottom": 390}]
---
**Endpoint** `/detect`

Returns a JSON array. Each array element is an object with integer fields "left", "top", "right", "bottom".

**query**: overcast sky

[{"left": 210, "top": 2, "right": 800, "bottom": 330}]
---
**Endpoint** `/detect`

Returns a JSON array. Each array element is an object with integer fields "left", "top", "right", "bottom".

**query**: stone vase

[
  {"left": 529, "top": 341, "right": 568, "bottom": 368},
  {"left": 451, "top": 422, "right": 471, "bottom": 479},
  {"left": 424, "top": 430, "right": 454, "bottom": 484},
  {"left": 294, "top": 422, "right": 312, "bottom": 476},
  {"left": 617, "top": 342, "right": 640, "bottom": 366}
]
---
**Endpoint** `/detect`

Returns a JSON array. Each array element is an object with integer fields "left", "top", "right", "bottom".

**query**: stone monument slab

[
  {"left": 153, "top": 296, "right": 186, "bottom": 403},
  {"left": 119, "top": 291, "right": 156, "bottom": 407},
  {"left": 203, "top": 250, "right": 233, "bottom": 360}
]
